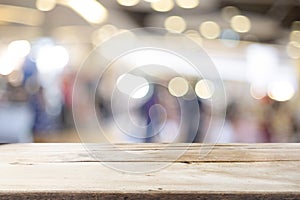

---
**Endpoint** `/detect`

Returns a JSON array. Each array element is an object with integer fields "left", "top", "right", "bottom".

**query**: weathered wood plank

[{"left": 0, "top": 144, "right": 299, "bottom": 199}]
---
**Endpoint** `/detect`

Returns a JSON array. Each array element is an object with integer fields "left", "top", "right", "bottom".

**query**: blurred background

[{"left": 0, "top": 0, "right": 300, "bottom": 143}]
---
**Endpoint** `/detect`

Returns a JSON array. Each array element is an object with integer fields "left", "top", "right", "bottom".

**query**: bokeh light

[
  {"left": 168, "top": 77, "right": 189, "bottom": 97},
  {"left": 151, "top": 0, "right": 174, "bottom": 12},
  {"left": 36, "top": 0, "right": 56, "bottom": 11},
  {"left": 286, "top": 41, "right": 300, "bottom": 59},
  {"left": 199, "top": 21, "right": 221, "bottom": 39},
  {"left": 221, "top": 6, "right": 240, "bottom": 22},
  {"left": 230, "top": 15, "right": 251, "bottom": 33},
  {"left": 175, "top": 0, "right": 199, "bottom": 9},
  {"left": 7, "top": 40, "right": 31, "bottom": 58},
  {"left": 195, "top": 79, "right": 214, "bottom": 99},
  {"left": 117, "top": 74, "right": 150, "bottom": 99},
  {"left": 117, "top": 0, "right": 140, "bottom": 7},
  {"left": 164, "top": 16, "right": 186, "bottom": 33},
  {"left": 268, "top": 81, "right": 295, "bottom": 102}
]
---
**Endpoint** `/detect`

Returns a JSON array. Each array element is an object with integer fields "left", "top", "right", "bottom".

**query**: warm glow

[
  {"left": 0, "top": 5, "right": 44, "bottom": 26},
  {"left": 36, "top": 0, "right": 56, "bottom": 11},
  {"left": 268, "top": 81, "right": 295, "bottom": 102},
  {"left": 151, "top": 0, "right": 174, "bottom": 12},
  {"left": 117, "top": 0, "right": 140, "bottom": 6},
  {"left": 230, "top": 15, "right": 251, "bottom": 33},
  {"left": 287, "top": 41, "right": 300, "bottom": 59},
  {"left": 195, "top": 79, "right": 214, "bottom": 99},
  {"left": 7, "top": 40, "right": 31, "bottom": 58},
  {"left": 66, "top": 0, "right": 108, "bottom": 24},
  {"left": 175, "top": 0, "right": 199, "bottom": 9},
  {"left": 164, "top": 16, "right": 186, "bottom": 33},
  {"left": 168, "top": 77, "right": 189, "bottom": 97},
  {"left": 199, "top": 21, "right": 220, "bottom": 39},
  {"left": 117, "top": 74, "right": 150, "bottom": 99},
  {"left": 290, "top": 30, "right": 300, "bottom": 44}
]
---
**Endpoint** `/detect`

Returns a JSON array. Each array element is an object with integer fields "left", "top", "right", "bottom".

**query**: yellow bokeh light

[
  {"left": 230, "top": 15, "right": 251, "bottom": 33},
  {"left": 117, "top": 0, "right": 140, "bottom": 6},
  {"left": 175, "top": 0, "right": 199, "bottom": 9},
  {"left": 151, "top": 0, "right": 174, "bottom": 12},
  {"left": 199, "top": 21, "right": 220, "bottom": 39},
  {"left": 164, "top": 16, "right": 186, "bottom": 33},
  {"left": 168, "top": 77, "right": 189, "bottom": 97},
  {"left": 268, "top": 82, "right": 295, "bottom": 102},
  {"left": 36, "top": 0, "right": 56, "bottom": 11},
  {"left": 287, "top": 41, "right": 300, "bottom": 59},
  {"left": 195, "top": 79, "right": 214, "bottom": 99}
]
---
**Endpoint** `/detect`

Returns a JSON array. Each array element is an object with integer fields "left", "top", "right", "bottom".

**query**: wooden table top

[{"left": 0, "top": 143, "right": 299, "bottom": 199}]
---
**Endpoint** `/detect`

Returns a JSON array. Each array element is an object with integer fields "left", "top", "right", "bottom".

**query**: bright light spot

[
  {"left": 168, "top": 77, "right": 189, "bottom": 97},
  {"left": 290, "top": 30, "right": 300, "bottom": 44},
  {"left": 117, "top": 0, "right": 140, "bottom": 6},
  {"left": 195, "top": 79, "right": 214, "bottom": 99},
  {"left": 36, "top": 0, "right": 56, "bottom": 11},
  {"left": 117, "top": 74, "right": 150, "bottom": 99},
  {"left": 221, "top": 6, "right": 240, "bottom": 22},
  {"left": 36, "top": 45, "right": 69, "bottom": 73},
  {"left": 199, "top": 21, "right": 220, "bottom": 39},
  {"left": 67, "top": 0, "right": 108, "bottom": 24},
  {"left": 184, "top": 30, "right": 203, "bottom": 46},
  {"left": 92, "top": 24, "right": 118, "bottom": 46},
  {"left": 0, "top": 52, "right": 20, "bottom": 76},
  {"left": 220, "top": 29, "right": 240, "bottom": 47},
  {"left": 175, "top": 0, "right": 199, "bottom": 9},
  {"left": 250, "top": 84, "right": 265, "bottom": 100},
  {"left": 287, "top": 41, "right": 300, "bottom": 59},
  {"left": 164, "top": 16, "right": 186, "bottom": 33},
  {"left": 268, "top": 81, "right": 295, "bottom": 102},
  {"left": 151, "top": 0, "right": 174, "bottom": 12},
  {"left": 7, "top": 40, "right": 31, "bottom": 58},
  {"left": 230, "top": 15, "right": 251, "bottom": 33}
]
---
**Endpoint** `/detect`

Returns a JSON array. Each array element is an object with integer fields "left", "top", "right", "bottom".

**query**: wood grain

[{"left": 0, "top": 143, "right": 299, "bottom": 199}]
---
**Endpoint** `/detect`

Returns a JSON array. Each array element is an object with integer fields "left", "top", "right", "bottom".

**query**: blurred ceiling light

[
  {"left": 117, "top": 73, "right": 150, "bottom": 99},
  {"left": 230, "top": 15, "right": 251, "bottom": 33},
  {"left": 151, "top": 0, "right": 174, "bottom": 12},
  {"left": 7, "top": 40, "right": 31, "bottom": 58},
  {"left": 220, "top": 29, "right": 240, "bottom": 47},
  {"left": 268, "top": 81, "right": 295, "bottom": 102},
  {"left": 36, "top": 45, "right": 69, "bottom": 73},
  {"left": 117, "top": 0, "right": 140, "bottom": 6},
  {"left": 0, "top": 5, "right": 44, "bottom": 26},
  {"left": 195, "top": 79, "right": 214, "bottom": 99},
  {"left": 164, "top": 16, "right": 186, "bottom": 33},
  {"left": 64, "top": 0, "right": 107, "bottom": 24},
  {"left": 199, "top": 21, "right": 220, "bottom": 39},
  {"left": 286, "top": 41, "right": 300, "bottom": 59},
  {"left": 290, "top": 30, "right": 300, "bottom": 44},
  {"left": 92, "top": 24, "right": 118, "bottom": 46},
  {"left": 184, "top": 30, "right": 203, "bottom": 46},
  {"left": 168, "top": 77, "right": 189, "bottom": 97},
  {"left": 221, "top": 6, "right": 240, "bottom": 22},
  {"left": 250, "top": 84, "right": 265, "bottom": 100},
  {"left": 36, "top": 0, "right": 56, "bottom": 11},
  {"left": 291, "top": 21, "right": 300, "bottom": 30},
  {"left": 175, "top": 0, "right": 199, "bottom": 9}
]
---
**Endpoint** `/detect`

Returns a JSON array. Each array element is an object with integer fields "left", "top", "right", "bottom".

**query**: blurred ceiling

[{"left": 0, "top": 0, "right": 299, "bottom": 44}]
